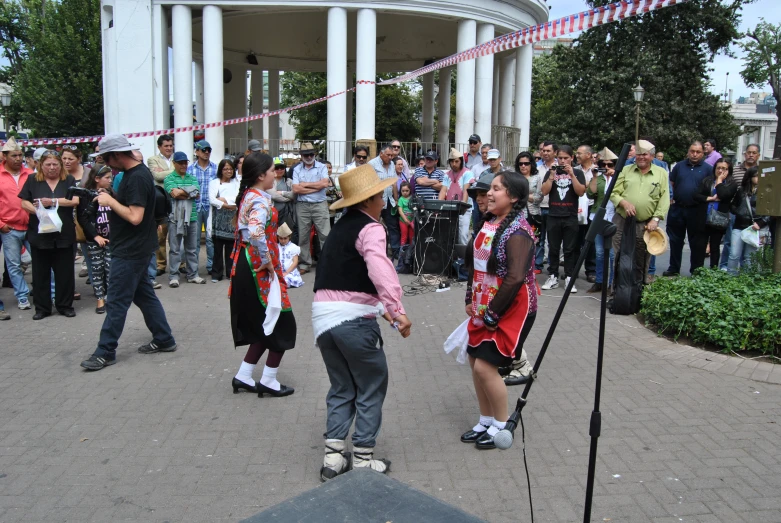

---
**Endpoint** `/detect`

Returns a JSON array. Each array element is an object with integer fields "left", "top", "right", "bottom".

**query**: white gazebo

[{"left": 100, "top": 0, "right": 549, "bottom": 166}]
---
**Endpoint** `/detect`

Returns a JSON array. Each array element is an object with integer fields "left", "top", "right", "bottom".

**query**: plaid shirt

[{"left": 187, "top": 160, "right": 217, "bottom": 211}]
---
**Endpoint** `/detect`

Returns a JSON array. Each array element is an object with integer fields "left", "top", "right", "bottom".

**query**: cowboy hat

[
  {"left": 299, "top": 142, "right": 316, "bottom": 154},
  {"left": 329, "top": 163, "right": 396, "bottom": 211},
  {"left": 643, "top": 227, "right": 668, "bottom": 256},
  {"left": 597, "top": 147, "right": 618, "bottom": 161},
  {"left": 277, "top": 222, "right": 293, "bottom": 238}
]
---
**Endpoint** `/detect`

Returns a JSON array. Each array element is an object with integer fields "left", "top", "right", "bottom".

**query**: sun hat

[
  {"left": 194, "top": 140, "right": 212, "bottom": 151},
  {"left": 299, "top": 142, "right": 316, "bottom": 155},
  {"left": 329, "top": 163, "right": 397, "bottom": 211},
  {"left": 277, "top": 222, "right": 293, "bottom": 238},
  {"left": 467, "top": 171, "right": 496, "bottom": 198},
  {"left": 597, "top": 147, "right": 618, "bottom": 161},
  {"left": 1, "top": 137, "right": 21, "bottom": 152},
  {"left": 447, "top": 147, "right": 463, "bottom": 162},
  {"left": 487, "top": 149, "right": 501, "bottom": 160},
  {"left": 247, "top": 139, "right": 262, "bottom": 152},
  {"left": 173, "top": 151, "right": 189, "bottom": 162},
  {"left": 90, "top": 134, "right": 140, "bottom": 157},
  {"left": 643, "top": 227, "right": 668, "bottom": 255}
]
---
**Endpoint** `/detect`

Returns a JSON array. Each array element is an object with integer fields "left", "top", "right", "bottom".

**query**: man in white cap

[
  {"left": 80, "top": 134, "right": 176, "bottom": 371},
  {"left": 609, "top": 139, "right": 670, "bottom": 286},
  {"left": 0, "top": 137, "right": 34, "bottom": 312}
]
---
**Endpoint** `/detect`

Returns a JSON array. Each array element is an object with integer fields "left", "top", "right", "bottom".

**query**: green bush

[{"left": 641, "top": 259, "right": 781, "bottom": 355}]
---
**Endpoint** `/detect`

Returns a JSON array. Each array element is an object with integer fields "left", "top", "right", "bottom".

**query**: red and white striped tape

[{"left": 12, "top": 0, "right": 684, "bottom": 147}]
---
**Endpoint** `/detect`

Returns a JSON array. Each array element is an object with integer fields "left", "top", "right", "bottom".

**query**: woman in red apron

[
  {"left": 461, "top": 170, "right": 538, "bottom": 450},
  {"left": 229, "top": 153, "right": 296, "bottom": 397}
]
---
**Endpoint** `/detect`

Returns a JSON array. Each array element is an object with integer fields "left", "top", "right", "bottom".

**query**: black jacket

[
  {"left": 730, "top": 187, "right": 768, "bottom": 231},
  {"left": 693, "top": 176, "right": 737, "bottom": 214}
]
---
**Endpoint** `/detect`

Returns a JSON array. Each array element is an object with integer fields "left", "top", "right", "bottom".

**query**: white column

[
  {"left": 455, "top": 19, "right": 477, "bottom": 145},
  {"left": 268, "top": 69, "right": 280, "bottom": 156},
  {"left": 101, "top": 4, "right": 119, "bottom": 134},
  {"left": 474, "top": 23, "right": 494, "bottom": 144},
  {"left": 498, "top": 55, "right": 515, "bottom": 127},
  {"left": 172, "top": 5, "right": 193, "bottom": 156},
  {"left": 421, "top": 73, "right": 435, "bottom": 144},
  {"left": 345, "top": 65, "right": 354, "bottom": 164},
  {"left": 437, "top": 67, "right": 452, "bottom": 154},
  {"left": 250, "top": 69, "right": 264, "bottom": 147},
  {"left": 151, "top": 5, "right": 169, "bottom": 133},
  {"left": 327, "top": 7, "right": 347, "bottom": 166},
  {"left": 491, "top": 59, "right": 500, "bottom": 137},
  {"left": 194, "top": 60, "right": 205, "bottom": 124},
  {"left": 355, "top": 8, "right": 376, "bottom": 141},
  {"left": 202, "top": 5, "right": 224, "bottom": 157},
  {"left": 515, "top": 44, "right": 533, "bottom": 148}
]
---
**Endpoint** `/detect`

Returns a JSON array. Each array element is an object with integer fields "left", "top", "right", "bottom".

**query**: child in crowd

[
  {"left": 277, "top": 222, "right": 304, "bottom": 288},
  {"left": 397, "top": 181, "right": 414, "bottom": 247}
]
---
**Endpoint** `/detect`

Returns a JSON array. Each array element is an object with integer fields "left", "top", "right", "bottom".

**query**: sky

[{"left": 547, "top": 0, "right": 781, "bottom": 100}]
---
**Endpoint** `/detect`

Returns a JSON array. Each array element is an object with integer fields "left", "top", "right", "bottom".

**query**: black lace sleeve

[
  {"left": 465, "top": 236, "right": 474, "bottom": 304},
  {"left": 486, "top": 232, "right": 535, "bottom": 318}
]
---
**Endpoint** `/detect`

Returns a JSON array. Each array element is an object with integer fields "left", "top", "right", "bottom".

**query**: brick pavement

[{"left": 0, "top": 260, "right": 780, "bottom": 522}]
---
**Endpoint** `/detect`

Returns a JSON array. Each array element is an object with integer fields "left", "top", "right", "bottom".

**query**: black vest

[{"left": 313, "top": 210, "right": 380, "bottom": 295}]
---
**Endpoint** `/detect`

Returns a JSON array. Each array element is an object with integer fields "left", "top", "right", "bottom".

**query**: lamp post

[
  {"left": 632, "top": 82, "right": 645, "bottom": 147},
  {"left": 0, "top": 94, "right": 11, "bottom": 134}
]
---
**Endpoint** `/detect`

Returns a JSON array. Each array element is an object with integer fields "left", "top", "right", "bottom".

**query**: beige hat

[
  {"left": 447, "top": 147, "right": 462, "bottom": 162},
  {"left": 636, "top": 140, "right": 655, "bottom": 154},
  {"left": 299, "top": 142, "right": 316, "bottom": 154},
  {"left": 2, "top": 137, "right": 21, "bottom": 152},
  {"left": 643, "top": 227, "right": 668, "bottom": 255},
  {"left": 597, "top": 147, "right": 618, "bottom": 161},
  {"left": 329, "top": 163, "right": 396, "bottom": 210},
  {"left": 277, "top": 222, "right": 293, "bottom": 238}
]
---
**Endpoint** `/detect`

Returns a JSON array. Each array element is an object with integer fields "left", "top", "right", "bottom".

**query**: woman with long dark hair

[
  {"left": 728, "top": 166, "right": 769, "bottom": 275},
  {"left": 229, "top": 153, "right": 296, "bottom": 397},
  {"left": 209, "top": 159, "right": 239, "bottom": 282},
  {"left": 461, "top": 170, "right": 538, "bottom": 449},
  {"left": 694, "top": 159, "right": 737, "bottom": 268}
]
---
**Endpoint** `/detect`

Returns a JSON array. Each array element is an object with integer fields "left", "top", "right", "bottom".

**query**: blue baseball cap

[
  {"left": 173, "top": 151, "right": 189, "bottom": 162},
  {"left": 194, "top": 140, "right": 211, "bottom": 151}
]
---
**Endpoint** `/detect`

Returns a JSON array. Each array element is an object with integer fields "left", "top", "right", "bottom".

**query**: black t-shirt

[
  {"left": 18, "top": 175, "right": 77, "bottom": 249},
  {"left": 110, "top": 163, "right": 157, "bottom": 259},
  {"left": 543, "top": 167, "right": 586, "bottom": 217}
]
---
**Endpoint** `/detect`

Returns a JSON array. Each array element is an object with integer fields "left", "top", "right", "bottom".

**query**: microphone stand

[{"left": 497, "top": 144, "right": 631, "bottom": 523}]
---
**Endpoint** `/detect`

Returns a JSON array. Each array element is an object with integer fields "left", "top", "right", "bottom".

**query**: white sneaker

[
  {"left": 541, "top": 275, "right": 559, "bottom": 290},
  {"left": 169, "top": 280, "right": 180, "bottom": 288},
  {"left": 188, "top": 276, "right": 206, "bottom": 284},
  {"left": 565, "top": 276, "right": 577, "bottom": 293},
  {"left": 152, "top": 281, "right": 162, "bottom": 290}
]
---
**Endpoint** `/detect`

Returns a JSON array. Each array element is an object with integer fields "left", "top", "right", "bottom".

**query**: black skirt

[
  {"left": 230, "top": 248, "right": 297, "bottom": 351},
  {"left": 467, "top": 312, "right": 537, "bottom": 367}
]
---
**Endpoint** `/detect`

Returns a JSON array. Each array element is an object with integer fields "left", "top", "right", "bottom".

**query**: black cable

[{"left": 519, "top": 411, "right": 534, "bottom": 523}]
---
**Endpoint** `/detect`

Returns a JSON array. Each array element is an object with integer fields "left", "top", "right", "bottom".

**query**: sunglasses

[
  {"left": 302, "top": 153, "right": 315, "bottom": 158},
  {"left": 63, "top": 145, "right": 79, "bottom": 150},
  {"left": 518, "top": 162, "right": 532, "bottom": 166},
  {"left": 40, "top": 150, "right": 60, "bottom": 158},
  {"left": 355, "top": 155, "right": 367, "bottom": 160},
  {"left": 391, "top": 145, "right": 400, "bottom": 149},
  {"left": 468, "top": 141, "right": 478, "bottom": 145},
  {"left": 199, "top": 148, "right": 212, "bottom": 153},
  {"left": 603, "top": 162, "right": 615, "bottom": 167},
  {"left": 274, "top": 165, "right": 285, "bottom": 170}
]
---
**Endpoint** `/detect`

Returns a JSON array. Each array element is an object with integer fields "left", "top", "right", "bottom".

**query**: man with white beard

[{"left": 292, "top": 142, "right": 331, "bottom": 274}]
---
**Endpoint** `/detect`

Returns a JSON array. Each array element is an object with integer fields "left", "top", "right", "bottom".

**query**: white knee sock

[
  {"left": 260, "top": 366, "right": 281, "bottom": 391},
  {"left": 235, "top": 362, "right": 255, "bottom": 386}
]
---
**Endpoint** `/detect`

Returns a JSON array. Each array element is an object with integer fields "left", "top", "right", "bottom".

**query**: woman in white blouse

[{"left": 208, "top": 159, "right": 240, "bottom": 282}]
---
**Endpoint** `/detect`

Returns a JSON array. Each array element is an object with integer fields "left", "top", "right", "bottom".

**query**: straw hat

[
  {"left": 643, "top": 227, "right": 668, "bottom": 255},
  {"left": 329, "top": 163, "right": 396, "bottom": 210},
  {"left": 597, "top": 147, "right": 618, "bottom": 161},
  {"left": 277, "top": 222, "right": 293, "bottom": 238}
]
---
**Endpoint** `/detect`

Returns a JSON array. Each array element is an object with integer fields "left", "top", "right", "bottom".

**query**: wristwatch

[{"left": 652, "top": 217, "right": 660, "bottom": 222}]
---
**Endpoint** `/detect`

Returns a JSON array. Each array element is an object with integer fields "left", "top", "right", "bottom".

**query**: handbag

[
  {"left": 741, "top": 195, "right": 771, "bottom": 248},
  {"left": 705, "top": 207, "right": 729, "bottom": 230},
  {"left": 75, "top": 220, "right": 86, "bottom": 243},
  {"left": 36, "top": 198, "right": 63, "bottom": 234}
]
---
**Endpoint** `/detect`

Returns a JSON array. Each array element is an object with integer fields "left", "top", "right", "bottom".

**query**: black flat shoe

[
  {"left": 475, "top": 430, "right": 496, "bottom": 450},
  {"left": 461, "top": 426, "right": 489, "bottom": 443},
  {"left": 257, "top": 383, "right": 295, "bottom": 397},
  {"left": 95, "top": 305, "right": 106, "bottom": 314},
  {"left": 504, "top": 372, "right": 531, "bottom": 386},
  {"left": 32, "top": 311, "right": 51, "bottom": 320},
  {"left": 59, "top": 308, "right": 76, "bottom": 318},
  {"left": 232, "top": 378, "right": 258, "bottom": 394},
  {"left": 662, "top": 271, "right": 679, "bottom": 277}
]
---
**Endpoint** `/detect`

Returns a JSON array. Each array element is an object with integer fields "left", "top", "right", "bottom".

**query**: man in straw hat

[
  {"left": 608, "top": 139, "right": 670, "bottom": 287},
  {"left": 0, "top": 137, "right": 34, "bottom": 313},
  {"left": 312, "top": 163, "right": 412, "bottom": 482},
  {"left": 291, "top": 142, "right": 330, "bottom": 274}
]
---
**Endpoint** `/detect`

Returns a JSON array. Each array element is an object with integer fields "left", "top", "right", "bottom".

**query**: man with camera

[{"left": 80, "top": 135, "right": 176, "bottom": 371}]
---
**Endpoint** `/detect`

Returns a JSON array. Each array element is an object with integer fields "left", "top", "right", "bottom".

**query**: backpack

[{"left": 154, "top": 185, "right": 172, "bottom": 222}]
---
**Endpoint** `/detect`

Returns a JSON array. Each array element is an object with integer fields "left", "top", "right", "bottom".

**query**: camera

[
  {"left": 65, "top": 186, "right": 99, "bottom": 202},
  {"left": 554, "top": 165, "right": 568, "bottom": 175},
  {"left": 597, "top": 168, "right": 607, "bottom": 175}
]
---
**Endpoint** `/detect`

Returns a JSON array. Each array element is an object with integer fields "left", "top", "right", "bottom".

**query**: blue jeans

[
  {"left": 195, "top": 207, "right": 213, "bottom": 272},
  {"left": 0, "top": 229, "right": 30, "bottom": 302},
  {"left": 648, "top": 255, "right": 656, "bottom": 275},
  {"left": 81, "top": 243, "right": 94, "bottom": 282},
  {"left": 594, "top": 233, "right": 615, "bottom": 286},
  {"left": 727, "top": 227, "right": 757, "bottom": 276},
  {"left": 148, "top": 253, "right": 157, "bottom": 281},
  {"left": 93, "top": 255, "right": 175, "bottom": 359},
  {"left": 535, "top": 208, "right": 549, "bottom": 270},
  {"left": 719, "top": 214, "right": 735, "bottom": 270}
]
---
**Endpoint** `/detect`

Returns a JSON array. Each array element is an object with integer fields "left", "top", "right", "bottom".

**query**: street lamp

[
  {"left": 0, "top": 94, "right": 11, "bottom": 134},
  {"left": 632, "top": 82, "right": 645, "bottom": 147}
]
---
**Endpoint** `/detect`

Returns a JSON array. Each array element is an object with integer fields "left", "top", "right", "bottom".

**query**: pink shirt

[{"left": 314, "top": 212, "right": 406, "bottom": 319}]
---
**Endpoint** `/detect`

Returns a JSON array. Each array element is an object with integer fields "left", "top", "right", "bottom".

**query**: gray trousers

[
  {"left": 318, "top": 317, "right": 388, "bottom": 448},
  {"left": 296, "top": 201, "right": 331, "bottom": 268},
  {"left": 168, "top": 220, "right": 199, "bottom": 281}
]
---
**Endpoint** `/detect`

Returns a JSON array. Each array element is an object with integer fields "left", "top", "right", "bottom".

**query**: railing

[{"left": 492, "top": 125, "right": 525, "bottom": 164}]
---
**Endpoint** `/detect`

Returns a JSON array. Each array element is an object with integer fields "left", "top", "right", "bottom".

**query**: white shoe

[
  {"left": 565, "top": 276, "right": 577, "bottom": 293},
  {"left": 352, "top": 446, "right": 390, "bottom": 474},
  {"left": 188, "top": 276, "right": 206, "bottom": 284},
  {"left": 541, "top": 275, "right": 559, "bottom": 290},
  {"left": 169, "top": 280, "right": 180, "bottom": 288}
]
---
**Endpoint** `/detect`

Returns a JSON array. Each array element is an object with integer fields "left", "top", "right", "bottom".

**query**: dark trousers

[
  {"left": 705, "top": 225, "right": 725, "bottom": 268},
  {"left": 30, "top": 246, "right": 74, "bottom": 314},
  {"left": 94, "top": 255, "right": 175, "bottom": 359},
  {"left": 578, "top": 222, "right": 597, "bottom": 276},
  {"left": 211, "top": 236, "right": 234, "bottom": 279},
  {"left": 534, "top": 209, "right": 549, "bottom": 270},
  {"left": 666, "top": 204, "right": 707, "bottom": 274},
  {"left": 546, "top": 214, "right": 580, "bottom": 278},
  {"left": 381, "top": 202, "right": 401, "bottom": 259}
]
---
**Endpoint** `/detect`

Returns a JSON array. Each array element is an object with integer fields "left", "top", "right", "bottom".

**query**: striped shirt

[
  {"left": 164, "top": 172, "right": 200, "bottom": 221},
  {"left": 186, "top": 161, "right": 217, "bottom": 212},
  {"left": 413, "top": 166, "right": 444, "bottom": 200}
]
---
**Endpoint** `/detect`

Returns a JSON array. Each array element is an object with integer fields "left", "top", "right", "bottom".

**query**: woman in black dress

[
  {"left": 229, "top": 153, "right": 296, "bottom": 397},
  {"left": 18, "top": 151, "right": 80, "bottom": 319}
]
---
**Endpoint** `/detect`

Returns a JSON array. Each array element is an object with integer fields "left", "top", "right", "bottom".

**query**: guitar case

[{"left": 609, "top": 215, "right": 642, "bottom": 315}]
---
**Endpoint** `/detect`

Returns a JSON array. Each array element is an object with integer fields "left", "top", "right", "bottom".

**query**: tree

[
  {"left": 1, "top": 0, "right": 103, "bottom": 137},
  {"left": 740, "top": 20, "right": 781, "bottom": 159},
  {"left": 529, "top": 0, "right": 745, "bottom": 160},
  {"left": 281, "top": 72, "right": 421, "bottom": 142}
]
